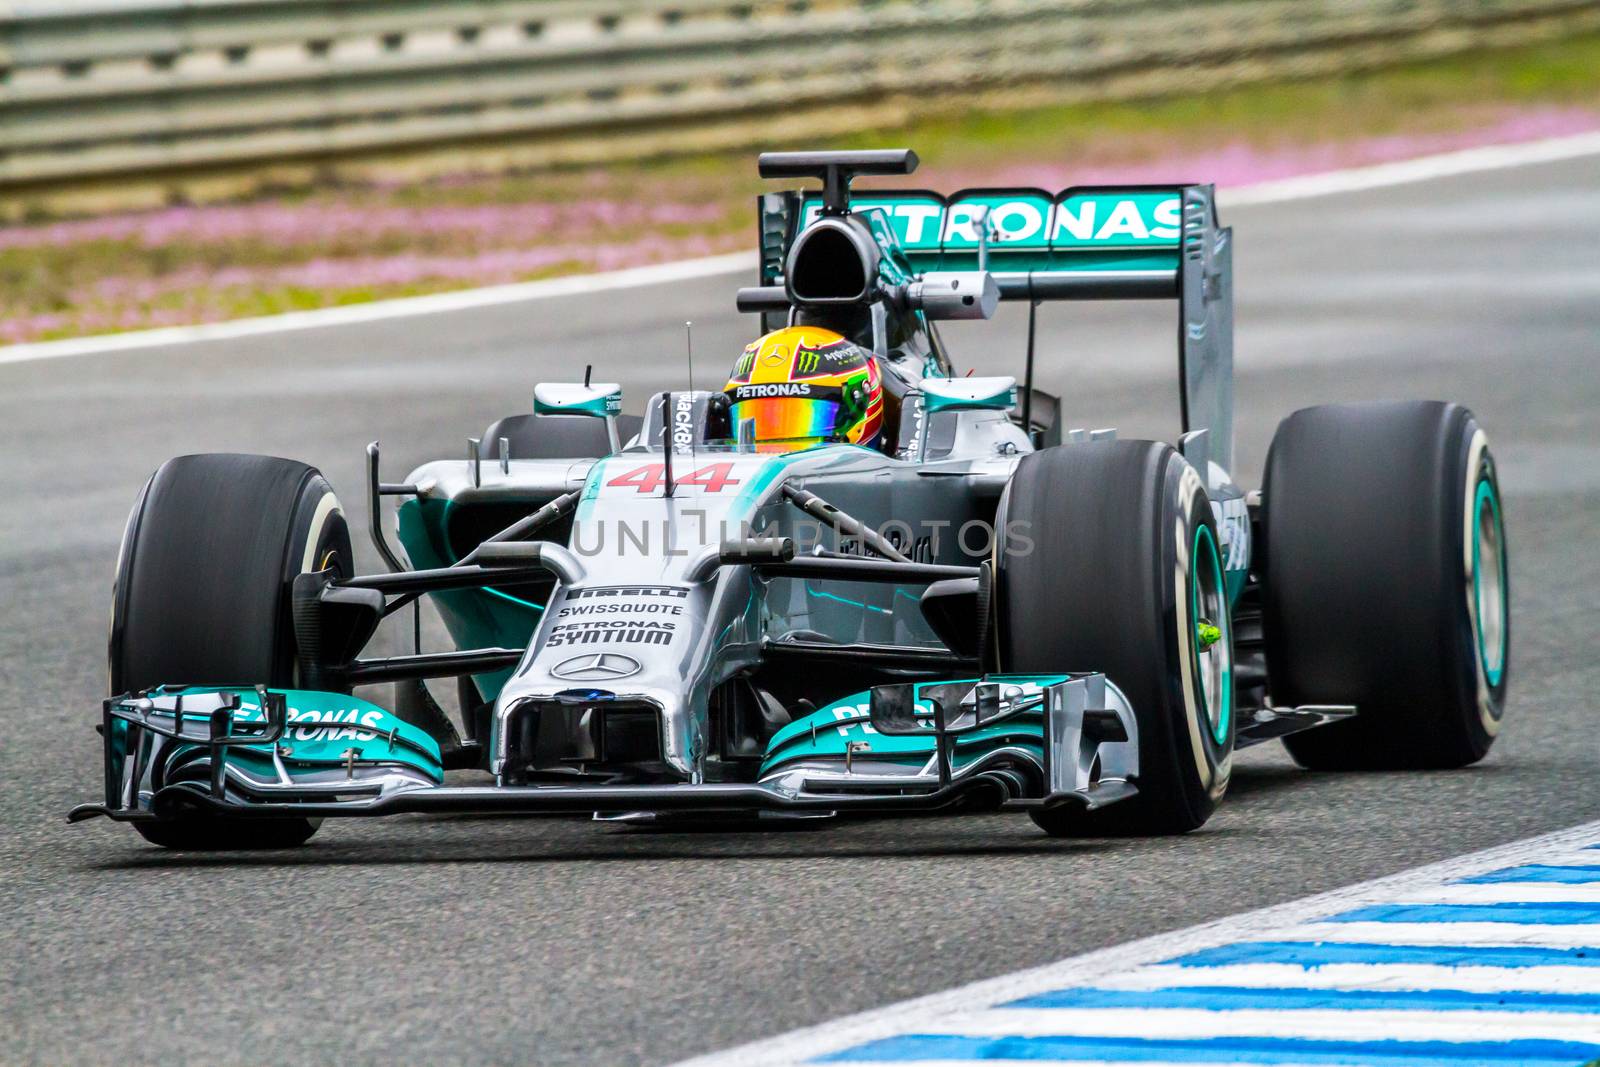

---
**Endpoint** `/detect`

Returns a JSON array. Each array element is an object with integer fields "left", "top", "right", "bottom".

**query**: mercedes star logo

[{"left": 550, "top": 653, "right": 642, "bottom": 682}]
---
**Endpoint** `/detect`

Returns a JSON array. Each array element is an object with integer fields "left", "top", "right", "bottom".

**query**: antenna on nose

[
  {"left": 684, "top": 321, "right": 697, "bottom": 475},
  {"left": 658, "top": 391, "right": 676, "bottom": 498},
  {"left": 684, "top": 322, "right": 695, "bottom": 394}
]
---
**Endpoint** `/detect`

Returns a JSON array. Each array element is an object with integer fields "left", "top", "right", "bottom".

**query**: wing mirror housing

[
  {"left": 534, "top": 381, "right": 622, "bottom": 418},
  {"left": 920, "top": 375, "right": 1017, "bottom": 414}
]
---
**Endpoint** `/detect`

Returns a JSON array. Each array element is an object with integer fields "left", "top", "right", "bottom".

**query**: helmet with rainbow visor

[{"left": 724, "top": 327, "right": 883, "bottom": 448}]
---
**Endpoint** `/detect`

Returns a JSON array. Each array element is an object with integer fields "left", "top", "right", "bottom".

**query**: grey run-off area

[{"left": 1, "top": 154, "right": 1597, "bottom": 1065}]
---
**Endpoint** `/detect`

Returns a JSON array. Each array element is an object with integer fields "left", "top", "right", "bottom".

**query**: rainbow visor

[{"left": 726, "top": 387, "right": 844, "bottom": 443}]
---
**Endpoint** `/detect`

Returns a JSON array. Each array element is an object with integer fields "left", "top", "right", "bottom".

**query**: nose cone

[{"left": 491, "top": 579, "right": 718, "bottom": 780}]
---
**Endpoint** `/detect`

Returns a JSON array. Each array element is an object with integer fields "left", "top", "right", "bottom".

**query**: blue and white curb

[{"left": 678, "top": 820, "right": 1600, "bottom": 1066}]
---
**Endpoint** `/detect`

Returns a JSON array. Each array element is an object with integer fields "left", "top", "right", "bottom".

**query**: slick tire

[
  {"left": 1264, "top": 402, "right": 1509, "bottom": 770},
  {"left": 997, "top": 441, "right": 1234, "bottom": 836},
  {"left": 110, "top": 453, "right": 351, "bottom": 849}
]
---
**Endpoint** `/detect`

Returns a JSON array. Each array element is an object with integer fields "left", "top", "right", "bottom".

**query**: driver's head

[{"left": 725, "top": 327, "right": 882, "bottom": 448}]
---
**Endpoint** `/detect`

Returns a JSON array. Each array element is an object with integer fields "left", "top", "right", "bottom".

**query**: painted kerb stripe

[{"left": 674, "top": 820, "right": 1600, "bottom": 1066}]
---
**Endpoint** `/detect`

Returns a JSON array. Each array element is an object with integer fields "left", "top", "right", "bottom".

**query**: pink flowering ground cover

[
  {"left": 0, "top": 184, "right": 750, "bottom": 343},
  {"left": 2, "top": 34, "right": 1596, "bottom": 345}
]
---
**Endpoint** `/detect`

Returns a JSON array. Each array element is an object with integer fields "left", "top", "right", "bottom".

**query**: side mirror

[
  {"left": 920, "top": 375, "right": 1018, "bottom": 414},
  {"left": 534, "top": 381, "right": 622, "bottom": 418}
]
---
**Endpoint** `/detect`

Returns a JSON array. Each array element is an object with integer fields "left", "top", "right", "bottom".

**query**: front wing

[{"left": 70, "top": 675, "right": 1140, "bottom": 826}]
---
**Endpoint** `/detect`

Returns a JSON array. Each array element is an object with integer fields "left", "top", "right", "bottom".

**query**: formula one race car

[{"left": 72, "top": 149, "right": 1510, "bottom": 849}]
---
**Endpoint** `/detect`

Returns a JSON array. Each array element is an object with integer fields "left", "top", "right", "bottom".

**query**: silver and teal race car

[{"left": 71, "top": 150, "right": 1511, "bottom": 849}]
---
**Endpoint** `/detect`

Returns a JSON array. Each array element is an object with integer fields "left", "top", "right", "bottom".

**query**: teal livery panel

[
  {"left": 760, "top": 674, "right": 1072, "bottom": 777},
  {"left": 107, "top": 687, "right": 444, "bottom": 786}
]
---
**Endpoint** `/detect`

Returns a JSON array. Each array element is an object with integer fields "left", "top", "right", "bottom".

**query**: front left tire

[{"left": 111, "top": 453, "right": 350, "bottom": 849}]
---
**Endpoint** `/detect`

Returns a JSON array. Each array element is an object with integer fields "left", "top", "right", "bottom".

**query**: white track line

[
  {"left": 1399, "top": 883, "right": 1600, "bottom": 904},
  {"left": 1276, "top": 920, "right": 1600, "bottom": 948},
  {"left": 1224, "top": 129, "right": 1600, "bottom": 206},
  {"left": 0, "top": 251, "right": 756, "bottom": 368},
  {"left": 673, "top": 819, "right": 1600, "bottom": 1066},
  {"left": 2, "top": 130, "right": 1597, "bottom": 369}
]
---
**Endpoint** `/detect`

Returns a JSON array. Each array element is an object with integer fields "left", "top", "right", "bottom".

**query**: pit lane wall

[{"left": 3, "top": 0, "right": 1599, "bottom": 215}]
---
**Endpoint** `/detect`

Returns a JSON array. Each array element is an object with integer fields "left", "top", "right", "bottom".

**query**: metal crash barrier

[{"left": 3, "top": 0, "right": 1596, "bottom": 206}]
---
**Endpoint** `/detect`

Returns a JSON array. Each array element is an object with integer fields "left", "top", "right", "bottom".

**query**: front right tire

[{"left": 997, "top": 440, "right": 1234, "bottom": 835}]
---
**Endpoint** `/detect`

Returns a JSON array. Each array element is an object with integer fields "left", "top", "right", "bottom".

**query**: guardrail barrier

[{"left": 2, "top": 0, "right": 1597, "bottom": 206}]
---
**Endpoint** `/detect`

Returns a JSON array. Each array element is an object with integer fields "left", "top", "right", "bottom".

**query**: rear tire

[
  {"left": 1263, "top": 402, "right": 1508, "bottom": 769},
  {"left": 111, "top": 453, "right": 350, "bottom": 849},
  {"left": 997, "top": 441, "right": 1234, "bottom": 835}
]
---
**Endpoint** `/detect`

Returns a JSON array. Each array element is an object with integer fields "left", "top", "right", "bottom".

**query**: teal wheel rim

[
  {"left": 1191, "top": 524, "right": 1233, "bottom": 746},
  {"left": 1471, "top": 477, "right": 1508, "bottom": 688}
]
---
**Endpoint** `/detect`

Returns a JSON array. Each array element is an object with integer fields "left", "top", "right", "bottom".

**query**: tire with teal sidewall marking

[
  {"left": 111, "top": 453, "right": 352, "bottom": 849},
  {"left": 1263, "top": 401, "right": 1508, "bottom": 769},
  {"left": 1193, "top": 524, "right": 1233, "bottom": 747},
  {"left": 996, "top": 440, "right": 1234, "bottom": 836}
]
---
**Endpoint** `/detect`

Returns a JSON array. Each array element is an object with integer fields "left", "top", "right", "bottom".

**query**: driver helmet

[{"left": 724, "top": 326, "right": 883, "bottom": 447}]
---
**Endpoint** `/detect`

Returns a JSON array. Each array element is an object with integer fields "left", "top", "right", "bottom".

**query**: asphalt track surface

[{"left": 1, "top": 155, "right": 1596, "bottom": 1066}]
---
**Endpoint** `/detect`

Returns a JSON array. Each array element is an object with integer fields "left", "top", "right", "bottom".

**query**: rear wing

[{"left": 757, "top": 183, "right": 1235, "bottom": 471}]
